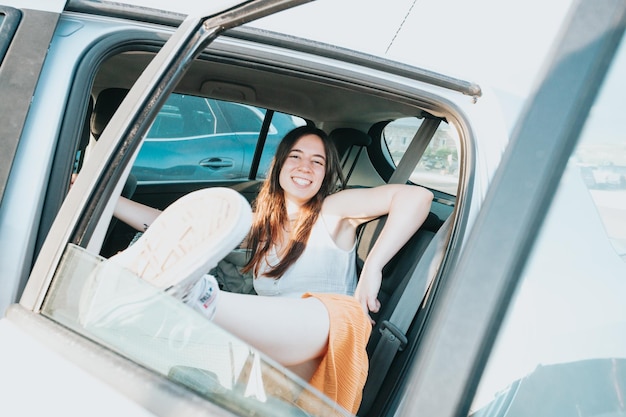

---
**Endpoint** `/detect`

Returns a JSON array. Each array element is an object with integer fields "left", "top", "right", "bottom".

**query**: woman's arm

[
  {"left": 114, "top": 196, "right": 162, "bottom": 232},
  {"left": 325, "top": 184, "right": 434, "bottom": 318}
]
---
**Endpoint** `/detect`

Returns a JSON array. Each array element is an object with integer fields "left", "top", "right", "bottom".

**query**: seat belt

[
  {"left": 344, "top": 145, "right": 365, "bottom": 184},
  {"left": 359, "top": 218, "right": 452, "bottom": 414},
  {"left": 358, "top": 116, "right": 448, "bottom": 414},
  {"left": 357, "top": 116, "right": 441, "bottom": 258}
]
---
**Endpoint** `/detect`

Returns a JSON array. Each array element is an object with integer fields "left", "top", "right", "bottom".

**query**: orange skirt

[{"left": 302, "top": 292, "right": 372, "bottom": 414}]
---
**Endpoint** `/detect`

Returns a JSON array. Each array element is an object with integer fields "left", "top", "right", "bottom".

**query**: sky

[
  {"left": 252, "top": 2, "right": 626, "bottom": 130},
  {"left": 116, "top": 0, "right": 573, "bottom": 96},
  {"left": 249, "top": 0, "right": 575, "bottom": 128},
  {"left": 92, "top": 0, "right": 575, "bottom": 126},
  {"left": 252, "top": 0, "right": 573, "bottom": 98}
]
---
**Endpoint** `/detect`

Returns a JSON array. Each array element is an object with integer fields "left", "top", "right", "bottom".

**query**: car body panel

[
  {"left": 0, "top": 315, "right": 158, "bottom": 417},
  {"left": 0, "top": 6, "right": 64, "bottom": 316}
]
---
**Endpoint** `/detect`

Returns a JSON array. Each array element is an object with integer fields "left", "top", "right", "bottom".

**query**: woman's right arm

[{"left": 114, "top": 196, "right": 161, "bottom": 232}]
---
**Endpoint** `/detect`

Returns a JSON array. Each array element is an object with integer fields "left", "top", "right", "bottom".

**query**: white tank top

[{"left": 253, "top": 216, "right": 357, "bottom": 297}]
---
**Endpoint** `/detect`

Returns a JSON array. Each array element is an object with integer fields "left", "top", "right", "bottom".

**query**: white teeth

[{"left": 293, "top": 177, "right": 311, "bottom": 186}]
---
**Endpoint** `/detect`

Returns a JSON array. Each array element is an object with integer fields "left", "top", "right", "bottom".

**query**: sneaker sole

[{"left": 109, "top": 187, "right": 252, "bottom": 291}]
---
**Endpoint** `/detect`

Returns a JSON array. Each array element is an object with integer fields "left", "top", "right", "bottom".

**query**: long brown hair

[{"left": 242, "top": 126, "right": 345, "bottom": 278}]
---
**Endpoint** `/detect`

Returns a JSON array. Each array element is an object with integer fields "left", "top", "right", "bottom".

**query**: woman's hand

[{"left": 355, "top": 265, "right": 382, "bottom": 325}]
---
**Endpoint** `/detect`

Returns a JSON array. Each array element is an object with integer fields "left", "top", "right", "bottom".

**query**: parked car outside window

[{"left": 133, "top": 93, "right": 305, "bottom": 183}]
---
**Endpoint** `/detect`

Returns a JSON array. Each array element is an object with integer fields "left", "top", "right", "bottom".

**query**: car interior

[{"left": 56, "top": 26, "right": 461, "bottom": 417}]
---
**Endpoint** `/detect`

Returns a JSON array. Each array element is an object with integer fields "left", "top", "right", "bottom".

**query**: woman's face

[{"left": 279, "top": 134, "right": 327, "bottom": 207}]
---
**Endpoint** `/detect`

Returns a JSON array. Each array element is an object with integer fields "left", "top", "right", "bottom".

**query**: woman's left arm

[{"left": 326, "top": 184, "right": 434, "bottom": 318}]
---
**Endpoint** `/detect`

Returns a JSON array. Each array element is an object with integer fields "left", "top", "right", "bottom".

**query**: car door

[
  {"left": 211, "top": 100, "right": 304, "bottom": 179},
  {"left": 132, "top": 94, "right": 246, "bottom": 182},
  {"left": 386, "top": 1, "right": 626, "bottom": 417},
  {"left": 0, "top": 1, "right": 66, "bottom": 318},
  {"left": 132, "top": 96, "right": 302, "bottom": 183}
]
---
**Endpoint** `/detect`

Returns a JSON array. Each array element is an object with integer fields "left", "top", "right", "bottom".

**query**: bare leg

[
  {"left": 213, "top": 292, "right": 330, "bottom": 369},
  {"left": 286, "top": 359, "right": 323, "bottom": 382}
]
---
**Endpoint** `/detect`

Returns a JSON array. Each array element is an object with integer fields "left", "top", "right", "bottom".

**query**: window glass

[
  {"left": 382, "top": 117, "right": 460, "bottom": 196},
  {"left": 42, "top": 244, "right": 345, "bottom": 417},
  {"left": 133, "top": 94, "right": 305, "bottom": 183},
  {"left": 216, "top": 101, "right": 265, "bottom": 133},
  {"left": 469, "top": 32, "right": 626, "bottom": 417},
  {"left": 146, "top": 95, "right": 216, "bottom": 138}
]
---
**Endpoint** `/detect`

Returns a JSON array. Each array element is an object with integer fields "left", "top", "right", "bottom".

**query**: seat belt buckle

[{"left": 379, "top": 320, "right": 408, "bottom": 351}]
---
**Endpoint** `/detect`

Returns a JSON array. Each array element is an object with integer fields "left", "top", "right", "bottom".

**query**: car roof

[{"left": 60, "top": 0, "right": 481, "bottom": 100}]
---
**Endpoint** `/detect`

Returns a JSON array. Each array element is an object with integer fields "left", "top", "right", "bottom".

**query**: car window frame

[
  {"left": 34, "top": 34, "right": 165, "bottom": 264},
  {"left": 390, "top": 1, "right": 626, "bottom": 417}
]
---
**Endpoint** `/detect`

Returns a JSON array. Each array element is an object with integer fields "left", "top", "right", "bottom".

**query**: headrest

[
  {"left": 90, "top": 88, "right": 129, "bottom": 139},
  {"left": 329, "top": 128, "right": 372, "bottom": 157}
]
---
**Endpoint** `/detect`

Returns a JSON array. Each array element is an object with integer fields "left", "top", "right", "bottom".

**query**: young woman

[{"left": 111, "top": 125, "right": 433, "bottom": 413}]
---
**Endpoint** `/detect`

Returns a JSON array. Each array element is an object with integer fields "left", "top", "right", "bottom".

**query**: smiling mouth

[{"left": 292, "top": 176, "right": 312, "bottom": 186}]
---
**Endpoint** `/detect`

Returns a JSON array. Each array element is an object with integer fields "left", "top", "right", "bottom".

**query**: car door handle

[{"left": 199, "top": 157, "right": 234, "bottom": 169}]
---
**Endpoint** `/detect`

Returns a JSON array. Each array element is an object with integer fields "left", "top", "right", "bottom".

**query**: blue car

[{"left": 133, "top": 94, "right": 303, "bottom": 182}]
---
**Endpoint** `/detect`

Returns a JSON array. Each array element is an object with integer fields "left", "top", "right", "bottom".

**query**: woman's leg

[
  {"left": 107, "top": 188, "right": 329, "bottom": 372},
  {"left": 213, "top": 292, "right": 330, "bottom": 368}
]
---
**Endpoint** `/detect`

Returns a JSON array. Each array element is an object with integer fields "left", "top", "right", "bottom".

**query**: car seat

[{"left": 328, "top": 127, "right": 372, "bottom": 185}]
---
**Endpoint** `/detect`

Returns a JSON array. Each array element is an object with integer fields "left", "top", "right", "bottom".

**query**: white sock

[{"left": 184, "top": 274, "right": 220, "bottom": 320}]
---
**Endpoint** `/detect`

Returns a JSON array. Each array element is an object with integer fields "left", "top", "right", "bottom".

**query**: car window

[
  {"left": 382, "top": 117, "right": 460, "bottom": 196},
  {"left": 216, "top": 101, "right": 265, "bottom": 133},
  {"left": 469, "top": 32, "right": 626, "bottom": 416},
  {"left": 41, "top": 244, "right": 345, "bottom": 417},
  {"left": 133, "top": 93, "right": 305, "bottom": 183},
  {"left": 146, "top": 95, "right": 217, "bottom": 138}
]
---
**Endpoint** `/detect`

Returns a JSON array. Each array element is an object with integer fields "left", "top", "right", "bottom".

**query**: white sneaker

[
  {"left": 79, "top": 187, "right": 251, "bottom": 326},
  {"left": 110, "top": 187, "right": 252, "bottom": 294}
]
